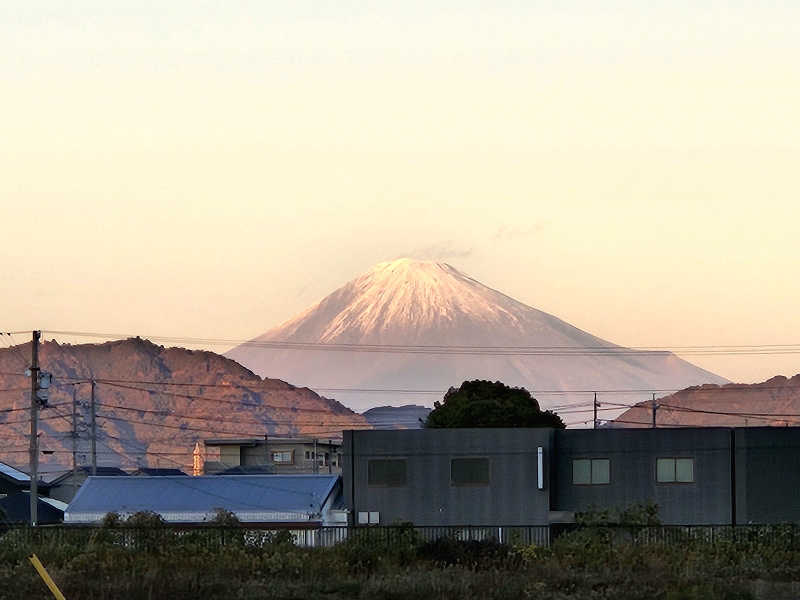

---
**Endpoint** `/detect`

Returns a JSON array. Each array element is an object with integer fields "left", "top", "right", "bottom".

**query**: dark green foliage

[
  {"left": 209, "top": 508, "right": 241, "bottom": 526},
  {"left": 5, "top": 523, "right": 800, "bottom": 599},
  {"left": 424, "top": 380, "right": 565, "bottom": 428},
  {"left": 340, "top": 523, "right": 421, "bottom": 572},
  {"left": 120, "top": 510, "right": 166, "bottom": 528},
  {"left": 575, "top": 501, "right": 661, "bottom": 526},
  {"left": 417, "top": 537, "right": 521, "bottom": 569}
]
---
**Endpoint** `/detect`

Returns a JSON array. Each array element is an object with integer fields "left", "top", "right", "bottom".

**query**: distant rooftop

[
  {"left": 0, "top": 461, "right": 30, "bottom": 482},
  {"left": 205, "top": 437, "right": 341, "bottom": 446},
  {"left": 65, "top": 474, "right": 341, "bottom": 523},
  {"left": 131, "top": 468, "right": 187, "bottom": 477},
  {"left": 47, "top": 466, "right": 129, "bottom": 485}
]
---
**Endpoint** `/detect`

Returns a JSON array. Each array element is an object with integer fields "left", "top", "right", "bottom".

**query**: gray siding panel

[
  {"left": 345, "top": 427, "right": 800, "bottom": 527},
  {"left": 553, "top": 428, "right": 733, "bottom": 525},
  {"left": 347, "top": 429, "right": 553, "bottom": 526},
  {"left": 736, "top": 428, "right": 800, "bottom": 523}
]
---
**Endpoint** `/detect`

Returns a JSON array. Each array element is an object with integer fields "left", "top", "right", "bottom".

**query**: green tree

[{"left": 424, "top": 380, "right": 565, "bottom": 428}]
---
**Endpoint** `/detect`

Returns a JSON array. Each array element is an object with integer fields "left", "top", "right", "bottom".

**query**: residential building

[
  {"left": 0, "top": 462, "right": 35, "bottom": 497},
  {"left": 343, "top": 426, "right": 800, "bottom": 526},
  {"left": 202, "top": 437, "right": 342, "bottom": 475},
  {"left": 47, "top": 466, "right": 129, "bottom": 504},
  {"left": 64, "top": 474, "right": 345, "bottom": 527},
  {"left": 0, "top": 492, "right": 66, "bottom": 525},
  {"left": 130, "top": 468, "right": 187, "bottom": 477}
]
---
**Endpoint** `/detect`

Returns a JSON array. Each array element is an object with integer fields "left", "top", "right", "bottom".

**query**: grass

[{"left": 1, "top": 524, "right": 799, "bottom": 599}]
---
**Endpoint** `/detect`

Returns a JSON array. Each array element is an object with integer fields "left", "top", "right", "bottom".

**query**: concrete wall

[
  {"left": 554, "top": 428, "right": 734, "bottom": 525},
  {"left": 344, "top": 428, "right": 554, "bottom": 526}
]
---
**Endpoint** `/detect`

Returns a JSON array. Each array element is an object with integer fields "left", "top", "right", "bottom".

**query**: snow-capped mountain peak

[{"left": 226, "top": 259, "right": 727, "bottom": 412}]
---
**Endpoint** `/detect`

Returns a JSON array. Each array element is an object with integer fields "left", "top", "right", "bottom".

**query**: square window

[
  {"left": 572, "top": 459, "right": 609, "bottom": 485},
  {"left": 451, "top": 458, "right": 490, "bottom": 486},
  {"left": 272, "top": 451, "right": 292, "bottom": 464},
  {"left": 657, "top": 458, "right": 694, "bottom": 483},
  {"left": 357, "top": 512, "right": 369, "bottom": 525},
  {"left": 368, "top": 459, "right": 407, "bottom": 486},
  {"left": 572, "top": 459, "right": 591, "bottom": 485},
  {"left": 368, "top": 512, "right": 379, "bottom": 525}
]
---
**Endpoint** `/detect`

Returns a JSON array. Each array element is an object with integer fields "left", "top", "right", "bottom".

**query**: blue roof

[{"left": 65, "top": 475, "right": 340, "bottom": 523}]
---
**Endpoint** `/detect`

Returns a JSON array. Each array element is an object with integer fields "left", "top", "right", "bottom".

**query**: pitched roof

[
  {"left": 0, "top": 492, "right": 64, "bottom": 524},
  {"left": 0, "top": 461, "right": 30, "bottom": 483},
  {"left": 216, "top": 465, "right": 274, "bottom": 475},
  {"left": 47, "top": 466, "right": 129, "bottom": 485},
  {"left": 65, "top": 475, "right": 340, "bottom": 523},
  {"left": 131, "top": 468, "right": 187, "bottom": 477}
]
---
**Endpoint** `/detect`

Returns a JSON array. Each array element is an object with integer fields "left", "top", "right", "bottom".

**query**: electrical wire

[{"left": 40, "top": 330, "right": 800, "bottom": 356}]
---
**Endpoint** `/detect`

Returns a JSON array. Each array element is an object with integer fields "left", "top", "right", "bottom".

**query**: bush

[{"left": 417, "top": 537, "right": 521, "bottom": 570}]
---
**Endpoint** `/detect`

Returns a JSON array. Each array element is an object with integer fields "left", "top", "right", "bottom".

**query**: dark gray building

[
  {"left": 343, "top": 428, "right": 553, "bottom": 526},
  {"left": 343, "top": 426, "right": 800, "bottom": 526}
]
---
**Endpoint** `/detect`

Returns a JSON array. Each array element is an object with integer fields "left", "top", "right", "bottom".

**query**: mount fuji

[{"left": 226, "top": 259, "right": 727, "bottom": 413}]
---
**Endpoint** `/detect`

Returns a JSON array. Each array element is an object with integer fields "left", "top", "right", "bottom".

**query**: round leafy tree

[{"left": 424, "top": 380, "right": 565, "bottom": 429}]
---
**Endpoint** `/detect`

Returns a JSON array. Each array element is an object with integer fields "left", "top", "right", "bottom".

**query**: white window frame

[{"left": 271, "top": 450, "right": 293, "bottom": 464}]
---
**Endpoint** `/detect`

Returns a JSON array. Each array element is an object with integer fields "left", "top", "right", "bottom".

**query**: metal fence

[{"left": 1, "top": 523, "right": 798, "bottom": 552}]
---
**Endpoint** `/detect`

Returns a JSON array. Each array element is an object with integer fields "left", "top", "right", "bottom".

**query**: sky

[{"left": 2, "top": 1, "right": 799, "bottom": 385}]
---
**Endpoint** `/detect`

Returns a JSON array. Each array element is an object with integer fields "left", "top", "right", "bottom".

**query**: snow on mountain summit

[
  {"left": 256, "top": 257, "right": 610, "bottom": 348},
  {"left": 226, "top": 259, "right": 727, "bottom": 413}
]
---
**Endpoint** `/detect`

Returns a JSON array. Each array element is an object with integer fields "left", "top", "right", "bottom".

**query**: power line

[
  {"left": 95, "top": 401, "right": 370, "bottom": 427},
  {"left": 97, "top": 380, "right": 369, "bottom": 415},
  {"left": 39, "top": 330, "right": 800, "bottom": 356}
]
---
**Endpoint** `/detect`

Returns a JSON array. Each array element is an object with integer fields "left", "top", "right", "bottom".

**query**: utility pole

[
  {"left": 313, "top": 439, "right": 318, "bottom": 475},
  {"left": 328, "top": 439, "right": 333, "bottom": 474},
  {"left": 72, "top": 386, "right": 79, "bottom": 498},
  {"left": 90, "top": 379, "right": 97, "bottom": 476},
  {"left": 651, "top": 393, "right": 658, "bottom": 429},
  {"left": 593, "top": 392, "right": 598, "bottom": 430},
  {"left": 29, "top": 330, "right": 41, "bottom": 527}
]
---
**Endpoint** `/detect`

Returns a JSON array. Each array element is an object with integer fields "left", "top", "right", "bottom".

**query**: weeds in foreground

[{"left": 2, "top": 521, "right": 799, "bottom": 599}]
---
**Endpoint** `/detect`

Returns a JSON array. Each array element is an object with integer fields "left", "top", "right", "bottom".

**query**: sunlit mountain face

[{"left": 227, "top": 259, "right": 726, "bottom": 413}]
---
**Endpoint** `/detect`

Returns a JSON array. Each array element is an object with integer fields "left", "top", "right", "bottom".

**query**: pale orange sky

[{"left": 2, "top": 2, "right": 799, "bottom": 384}]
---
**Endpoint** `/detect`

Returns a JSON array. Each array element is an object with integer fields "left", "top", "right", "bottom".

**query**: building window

[
  {"left": 271, "top": 450, "right": 293, "bottom": 464},
  {"left": 450, "top": 457, "right": 490, "bottom": 486},
  {"left": 656, "top": 458, "right": 694, "bottom": 483},
  {"left": 572, "top": 458, "right": 610, "bottom": 485},
  {"left": 368, "top": 459, "right": 407, "bottom": 486},
  {"left": 304, "top": 451, "right": 311, "bottom": 460}
]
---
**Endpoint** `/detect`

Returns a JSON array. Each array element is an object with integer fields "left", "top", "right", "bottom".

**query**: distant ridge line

[{"left": 35, "top": 330, "right": 800, "bottom": 356}]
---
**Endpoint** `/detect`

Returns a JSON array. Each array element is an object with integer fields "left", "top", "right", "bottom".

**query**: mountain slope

[
  {"left": 0, "top": 338, "right": 367, "bottom": 475},
  {"left": 609, "top": 374, "right": 800, "bottom": 428},
  {"left": 226, "top": 258, "right": 727, "bottom": 412},
  {"left": 362, "top": 405, "right": 431, "bottom": 430}
]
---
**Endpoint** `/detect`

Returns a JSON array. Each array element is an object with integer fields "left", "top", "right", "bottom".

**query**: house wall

[
  {"left": 206, "top": 441, "right": 343, "bottom": 474},
  {"left": 0, "top": 479, "right": 23, "bottom": 496},
  {"left": 219, "top": 446, "right": 241, "bottom": 467},
  {"left": 553, "top": 428, "right": 734, "bottom": 525},
  {"left": 344, "top": 429, "right": 554, "bottom": 526},
  {"left": 49, "top": 474, "right": 88, "bottom": 503}
]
